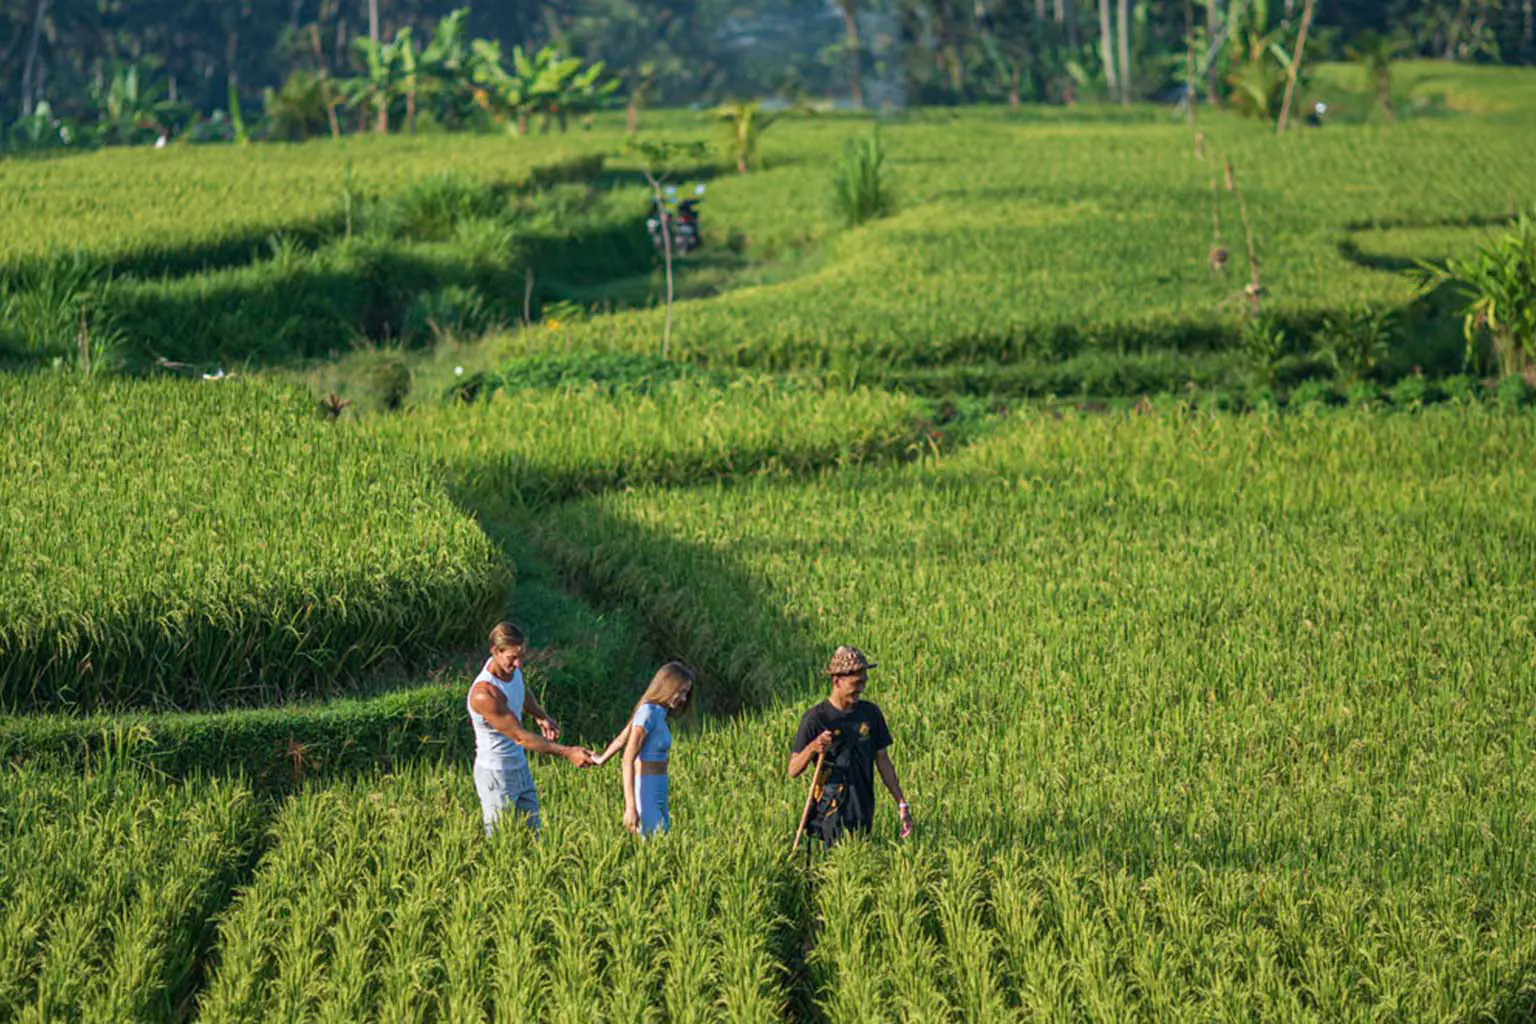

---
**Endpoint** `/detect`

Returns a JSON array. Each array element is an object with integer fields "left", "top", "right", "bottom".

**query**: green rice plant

[
  {"left": 363, "top": 172, "right": 506, "bottom": 242},
  {"left": 829, "top": 129, "right": 895, "bottom": 229},
  {"left": 519, "top": 403, "right": 1536, "bottom": 1019},
  {"left": 810, "top": 843, "right": 889, "bottom": 1023},
  {"left": 194, "top": 760, "right": 797, "bottom": 1022},
  {"left": 368, "top": 377, "right": 926, "bottom": 514},
  {"left": 0, "top": 763, "right": 259, "bottom": 1021},
  {"left": 9, "top": 104, "right": 1536, "bottom": 387},
  {"left": 455, "top": 105, "right": 1535, "bottom": 382},
  {"left": 932, "top": 847, "right": 1008, "bottom": 1021},
  {"left": 0, "top": 133, "right": 613, "bottom": 274},
  {"left": 0, "top": 375, "right": 506, "bottom": 710}
]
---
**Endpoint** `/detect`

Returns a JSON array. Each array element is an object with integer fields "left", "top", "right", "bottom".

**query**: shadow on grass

[{"left": 1486, "top": 973, "right": 1536, "bottom": 1024}]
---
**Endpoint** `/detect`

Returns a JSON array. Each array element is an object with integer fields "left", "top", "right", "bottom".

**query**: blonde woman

[{"left": 595, "top": 662, "right": 695, "bottom": 835}]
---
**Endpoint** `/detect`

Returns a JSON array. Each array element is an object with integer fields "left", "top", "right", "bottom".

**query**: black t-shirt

[{"left": 791, "top": 699, "right": 893, "bottom": 835}]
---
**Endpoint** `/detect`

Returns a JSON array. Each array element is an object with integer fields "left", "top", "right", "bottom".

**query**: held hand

[
  {"left": 564, "top": 746, "right": 597, "bottom": 768},
  {"left": 898, "top": 803, "right": 914, "bottom": 840},
  {"left": 539, "top": 717, "right": 561, "bottom": 742},
  {"left": 622, "top": 806, "right": 640, "bottom": 834},
  {"left": 590, "top": 750, "right": 612, "bottom": 767}
]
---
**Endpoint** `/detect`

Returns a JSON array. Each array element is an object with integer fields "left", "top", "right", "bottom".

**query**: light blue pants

[
  {"left": 474, "top": 761, "right": 540, "bottom": 836},
  {"left": 634, "top": 772, "right": 670, "bottom": 836}
]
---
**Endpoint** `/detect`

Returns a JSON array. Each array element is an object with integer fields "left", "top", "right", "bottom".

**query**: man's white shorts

[{"left": 473, "top": 761, "right": 540, "bottom": 835}]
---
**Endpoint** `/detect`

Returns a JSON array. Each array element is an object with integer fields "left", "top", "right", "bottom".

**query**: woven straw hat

[{"left": 823, "top": 645, "right": 877, "bottom": 677}]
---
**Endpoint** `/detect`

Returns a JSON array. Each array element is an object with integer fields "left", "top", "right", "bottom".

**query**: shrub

[
  {"left": 402, "top": 285, "right": 495, "bottom": 345},
  {"left": 1316, "top": 306, "right": 1395, "bottom": 386},
  {"left": 1388, "top": 372, "right": 1430, "bottom": 409},
  {"left": 1442, "top": 374, "right": 1479, "bottom": 404},
  {"left": 0, "top": 248, "right": 119, "bottom": 369},
  {"left": 1495, "top": 372, "right": 1533, "bottom": 411},
  {"left": 1289, "top": 379, "right": 1338, "bottom": 409},
  {"left": 1344, "top": 380, "right": 1381, "bottom": 407},
  {"left": 1422, "top": 211, "right": 1536, "bottom": 378},
  {"left": 1241, "top": 313, "right": 1291, "bottom": 389}
]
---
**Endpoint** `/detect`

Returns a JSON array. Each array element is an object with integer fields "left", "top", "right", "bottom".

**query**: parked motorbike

[{"left": 647, "top": 185, "right": 705, "bottom": 255}]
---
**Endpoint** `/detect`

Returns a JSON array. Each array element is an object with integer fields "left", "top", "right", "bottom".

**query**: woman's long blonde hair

[{"left": 634, "top": 661, "right": 695, "bottom": 718}]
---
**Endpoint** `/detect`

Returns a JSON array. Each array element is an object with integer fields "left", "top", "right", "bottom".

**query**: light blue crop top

[{"left": 632, "top": 702, "right": 671, "bottom": 762}]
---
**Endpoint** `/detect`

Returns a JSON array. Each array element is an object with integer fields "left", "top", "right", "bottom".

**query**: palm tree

[
  {"left": 1098, "top": 0, "right": 1119, "bottom": 100},
  {"left": 1117, "top": 0, "right": 1131, "bottom": 104},
  {"left": 835, "top": 0, "right": 865, "bottom": 108}
]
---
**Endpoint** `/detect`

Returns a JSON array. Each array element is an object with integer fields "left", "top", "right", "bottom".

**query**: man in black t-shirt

[{"left": 789, "top": 645, "right": 913, "bottom": 847}]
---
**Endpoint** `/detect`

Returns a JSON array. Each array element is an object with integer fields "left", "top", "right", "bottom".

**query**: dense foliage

[{"left": 5, "top": 0, "right": 1535, "bottom": 149}]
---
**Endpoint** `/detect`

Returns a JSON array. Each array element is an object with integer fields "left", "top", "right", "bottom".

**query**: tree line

[{"left": 3, "top": 0, "right": 1533, "bottom": 145}]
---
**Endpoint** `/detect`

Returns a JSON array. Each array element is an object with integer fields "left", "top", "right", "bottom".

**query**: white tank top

[{"left": 468, "top": 660, "right": 528, "bottom": 770}]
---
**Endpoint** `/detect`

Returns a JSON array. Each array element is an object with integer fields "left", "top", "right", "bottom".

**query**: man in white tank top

[{"left": 469, "top": 622, "right": 596, "bottom": 835}]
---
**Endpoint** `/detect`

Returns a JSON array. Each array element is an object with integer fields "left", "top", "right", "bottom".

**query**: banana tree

[
  {"left": 467, "top": 38, "right": 532, "bottom": 133},
  {"left": 8, "top": 100, "right": 76, "bottom": 149},
  {"left": 516, "top": 45, "right": 618, "bottom": 133},
  {"left": 1224, "top": 30, "right": 1296, "bottom": 123},
  {"left": 469, "top": 43, "right": 615, "bottom": 135},
  {"left": 713, "top": 99, "right": 807, "bottom": 175},
  {"left": 345, "top": 29, "right": 417, "bottom": 134},
  {"left": 420, "top": 8, "right": 479, "bottom": 128},
  {"left": 394, "top": 28, "right": 420, "bottom": 133},
  {"left": 89, "top": 61, "right": 173, "bottom": 145}
]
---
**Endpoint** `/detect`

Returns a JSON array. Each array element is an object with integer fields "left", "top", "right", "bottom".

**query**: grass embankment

[
  {"left": 1, "top": 376, "right": 925, "bottom": 724},
  {"left": 0, "top": 376, "right": 506, "bottom": 711},
  {"left": 456, "top": 99, "right": 1536, "bottom": 393}
]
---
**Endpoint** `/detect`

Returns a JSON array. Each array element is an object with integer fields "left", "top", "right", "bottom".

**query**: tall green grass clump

[
  {"left": 830, "top": 129, "right": 895, "bottom": 229},
  {"left": 0, "top": 375, "right": 506, "bottom": 711}
]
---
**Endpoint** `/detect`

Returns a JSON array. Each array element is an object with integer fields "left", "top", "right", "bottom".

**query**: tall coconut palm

[
  {"left": 1117, "top": 0, "right": 1131, "bottom": 104},
  {"left": 1098, "top": 0, "right": 1119, "bottom": 100},
  {"left": 836, "top": 0, "right": 865, "bottom": 108}
]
